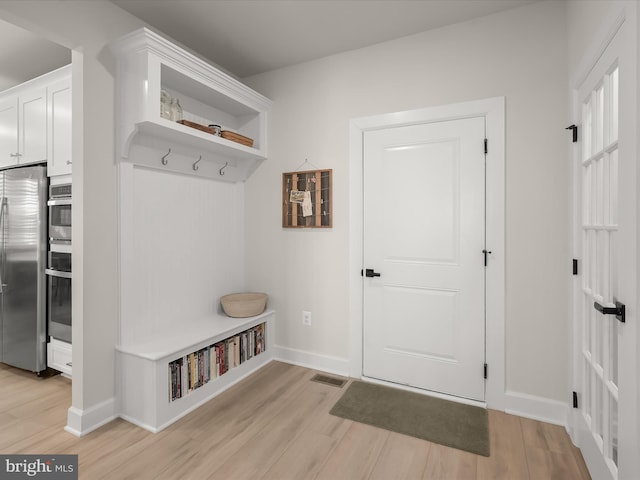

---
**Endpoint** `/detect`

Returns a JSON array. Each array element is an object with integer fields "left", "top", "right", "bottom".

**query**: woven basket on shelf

[{"left": 220, "top": 292, "right": 267, "bottom": 318}]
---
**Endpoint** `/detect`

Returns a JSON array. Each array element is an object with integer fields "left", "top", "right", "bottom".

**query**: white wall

[
  {"left": 0, "top": 1, "right": 144, "bottom": 432},
  {"left": 244, "top": 0, "right": 570, "bottom": 402},
  {"left": 122, "top": 157, "right": 245, "bottom": 346}
]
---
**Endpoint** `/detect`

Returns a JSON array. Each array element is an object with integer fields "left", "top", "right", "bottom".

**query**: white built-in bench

[{"left": 116, "top": 310, "right": 274, "bottom": 432}]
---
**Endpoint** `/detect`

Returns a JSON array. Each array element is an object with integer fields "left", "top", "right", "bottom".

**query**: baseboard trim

[
  {"left": 118, "top": 413, "right": 160, "bottom": 434},
  {"left": 274, "top": 345, "right": 350, "bottom": 377},
  {"left": 65, "top": 397, "right": 117, "bottom": 437},
  {"left": 275, "top": 348, "right": 571, "bottom": 428},
  {"left": 505, "top": 390, "right": 570, "bottom": 427}
]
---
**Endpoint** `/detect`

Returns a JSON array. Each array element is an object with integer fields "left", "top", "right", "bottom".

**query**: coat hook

[
  {"left": 193, "top": 155, "right": 202, "bottom": 171},
  {"left": 219, "top": 161, "right": 228, "bottom": 176},
  {"left": 161, "top": 148, "right": 171, "bottom": 165}
]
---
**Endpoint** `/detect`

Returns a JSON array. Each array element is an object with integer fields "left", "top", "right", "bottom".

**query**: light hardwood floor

[{"left": 1, "top": 360, "right": 591, "bottom": 480}]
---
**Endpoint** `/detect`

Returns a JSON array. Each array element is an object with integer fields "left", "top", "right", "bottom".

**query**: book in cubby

[{"left": 168, "top": 322, "right": 266, "bottom": 402}]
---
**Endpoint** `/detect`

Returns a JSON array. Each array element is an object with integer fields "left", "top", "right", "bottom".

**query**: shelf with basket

[{"left": 111, "top": 27, "right": 272, "bottom": 182}]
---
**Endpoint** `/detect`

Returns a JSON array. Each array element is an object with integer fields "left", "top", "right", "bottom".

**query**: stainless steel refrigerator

[{"left": 0, "top": 165, "right": 47, "bottom": 373}]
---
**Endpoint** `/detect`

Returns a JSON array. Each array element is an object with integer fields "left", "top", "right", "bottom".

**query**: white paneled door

[
  {"left": 572, "top": 15, "right": 637, "bottom": 480},
  {"left": 363, "top": 117, "right": 486, "bottom": 401}
]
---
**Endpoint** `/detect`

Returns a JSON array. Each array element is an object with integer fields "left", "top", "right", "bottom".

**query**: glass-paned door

[{"left": 579, "top": 62, "right": 620, "bottom": 478}]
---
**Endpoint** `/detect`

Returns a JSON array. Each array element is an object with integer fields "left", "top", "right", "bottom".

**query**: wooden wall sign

[{"left": 282, "top": 169, "right": 332, "bottom": 228}]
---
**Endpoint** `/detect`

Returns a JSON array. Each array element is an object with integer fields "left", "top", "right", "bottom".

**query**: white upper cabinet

[
  {"left": 110, "top": 28, "right": 272, "bottom": 182},
  {"left": 0, "top": 65, "right": 71, "bottom": 174},
  {"left": 19, "top": 87, "right": 47, "bottom": 165},
  {"left": 47, "top": 77, "right": 72, "bottom": 177},
  {"left": 0, "top": 97, "right": 19, "bottom": 168},
  {"left": 0, "top": 87, "right": 47, "bottom": 167}
]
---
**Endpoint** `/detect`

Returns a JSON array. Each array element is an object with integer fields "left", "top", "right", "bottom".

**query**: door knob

[
  {"left": 364, "top": 268, "right": 381, "bottom": 278},
  {"left": 594, "top": 300, "right": 625, "bottom": 323}
]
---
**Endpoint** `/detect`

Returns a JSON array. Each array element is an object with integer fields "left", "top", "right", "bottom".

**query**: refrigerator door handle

[{"left": 0, "top": 197, "right": 5, "bottom": 294}]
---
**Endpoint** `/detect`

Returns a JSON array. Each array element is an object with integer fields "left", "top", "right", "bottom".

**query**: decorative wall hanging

[{"left": 282, "top": 168, "right": 332, "bottom": 228}]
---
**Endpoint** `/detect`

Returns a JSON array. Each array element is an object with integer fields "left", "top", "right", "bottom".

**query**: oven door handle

[
  {"left": 47, "top": 198, "right": 72, "bottom": 206},
  {"left": 45, "top": 268, "right": 72, "bottom": 279}
]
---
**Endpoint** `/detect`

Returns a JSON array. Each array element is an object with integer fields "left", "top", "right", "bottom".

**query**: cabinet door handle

[
  {"left": 66, "top": 160, "right": 72, "bottom": 165},
  {"left": 9, "top": 153, "right": 21, "bottom": 158}
]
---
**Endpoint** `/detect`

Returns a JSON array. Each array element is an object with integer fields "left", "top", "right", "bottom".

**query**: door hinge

[
  {"left": 566, "top": 125, "right": 578, "bottom": 143},
  {"left": 572, "top": 391, "right": 578, "bottom": 409},
  {"left": 483, "top": 363, "right": 488, "bottom": 379},
  {"left": 484, "top": 138, "right": 488, "bottom": 154},
  {"left": 572, "top": 259, "right": 579, "bottom": 275}
]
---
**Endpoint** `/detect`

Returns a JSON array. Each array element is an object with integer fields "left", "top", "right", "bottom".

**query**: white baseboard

[
  {"left": 118, "top": 413, "right": 159, "bottom": 434},
  {"left": 274, "top": 345, "right": 350, "bottom": 378},
  {"left": 65, "top": 397, "right": 118, "bottom": 437},
  {"left": 275, "top": 347, "right": 569, "bottom": 428},
  {"left": 505, "top": 390, "right": 570, "bottom": 427}
]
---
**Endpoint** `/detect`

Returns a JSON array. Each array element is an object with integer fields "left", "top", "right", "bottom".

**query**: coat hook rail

[
  {"left": 161, "top": 148, "right": 171, "bottom": 165},
  {"left": 193, "top": 155, "right": 202, "bottom": 171},
  {"left": 219, "top": 161, "right": 228, "bottom": 176}
]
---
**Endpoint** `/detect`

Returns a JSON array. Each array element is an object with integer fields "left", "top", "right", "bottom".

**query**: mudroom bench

[{"left": 116, "top": 310, "right": 274, "bottom": 432}]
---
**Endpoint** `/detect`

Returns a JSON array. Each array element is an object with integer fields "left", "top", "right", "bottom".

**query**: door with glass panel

[{"left": 573, "top": 17, "right": 637, "bottom": 480}]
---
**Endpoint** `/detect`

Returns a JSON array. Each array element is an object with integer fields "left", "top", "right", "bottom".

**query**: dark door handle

[
  {"left": 594, "top": 300, "right": 625, "bottom": 323},
  {"left": 365, "top": 268, "right": 381, "bottom": 278}
]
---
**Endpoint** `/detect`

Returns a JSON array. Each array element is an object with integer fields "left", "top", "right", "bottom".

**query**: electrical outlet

[{"left": 302, "top": 311, "right": 311, "bottom": 326}]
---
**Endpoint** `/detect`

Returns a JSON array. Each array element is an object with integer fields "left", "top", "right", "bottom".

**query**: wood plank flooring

[{"left": 0, "top": 361, "right": 591, "bottom": 480}]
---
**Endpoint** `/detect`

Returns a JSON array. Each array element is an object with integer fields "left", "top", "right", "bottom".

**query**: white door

[
  {"left": 572, "top": 16, "right": 637, "bottom": 480},
  {"left": 363, "top": 117, "right": 486, "bottom": 401}
]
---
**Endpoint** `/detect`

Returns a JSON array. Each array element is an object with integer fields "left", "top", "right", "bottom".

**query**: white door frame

[{"left": 348, "top": 97, "right": 505, "bottom": 410}]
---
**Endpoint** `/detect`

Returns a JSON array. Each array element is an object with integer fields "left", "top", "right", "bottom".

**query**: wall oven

[
  {"left": 46, "top": 251, "right": 71, "bottom": 343},
  {"left": 48, "top": 183, "right": 71, "bottom": 244}
]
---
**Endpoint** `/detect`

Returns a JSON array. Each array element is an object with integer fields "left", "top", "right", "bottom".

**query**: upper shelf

[{"left": 110, "top": 28, "right": 272, "bottom": 182}]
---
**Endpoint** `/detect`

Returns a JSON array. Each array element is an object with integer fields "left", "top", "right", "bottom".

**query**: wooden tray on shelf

[
  {"left": 176, "top": 119, "right": 217, "bottom": 135},
  {"left": 221, "top": 130, "right": 254, "bottom": 147},
  {"left": 175, "top": 121, "right": 254, "bottom": 147}
]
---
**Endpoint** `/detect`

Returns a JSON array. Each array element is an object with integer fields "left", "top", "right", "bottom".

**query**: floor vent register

[{"left": 310, "top": 374, "right": 347, "bottom": 388}]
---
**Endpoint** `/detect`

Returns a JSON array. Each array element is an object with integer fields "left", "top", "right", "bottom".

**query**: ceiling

[
  {"left": 0, "top": 0, "right": 538, "bottom": 92},
  {"left": 0, "top": 18, "right": 71, "bottom": 91},
  {"left": 110, "top": 0, "right": 539, "bottom": 78}
]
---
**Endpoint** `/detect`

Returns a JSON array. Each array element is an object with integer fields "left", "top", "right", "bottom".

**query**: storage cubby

[
  {"left": 168, "top": 322, "right": 266, "bottom": 402},
  {"left": 160, "top": 64, "right": 261, "bottom": 148}
]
